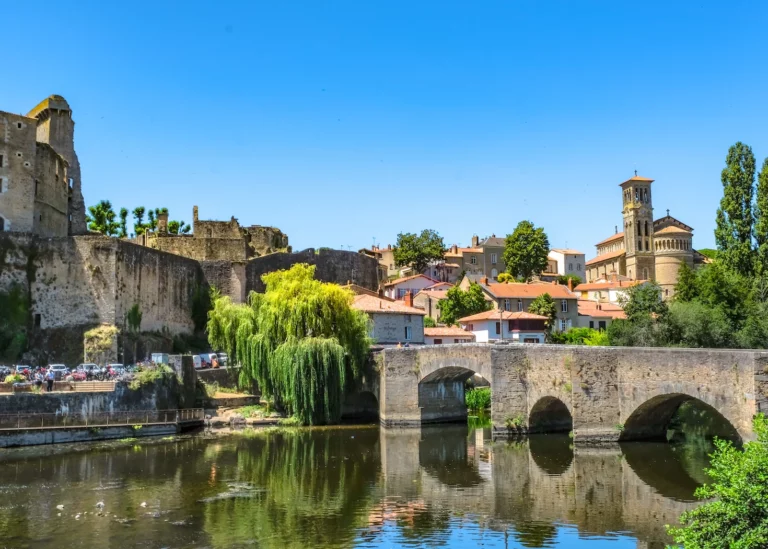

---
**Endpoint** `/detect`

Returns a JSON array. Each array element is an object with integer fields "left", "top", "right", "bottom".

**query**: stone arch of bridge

[
  {"left": 417, "top": 353, "right": 493, "bottom": 385},
  {"left": 528, "top": 396, "right": 574, "bottom": 434},
  {"left": 619, "top": 392, "right": 743, "bottom": 443}
]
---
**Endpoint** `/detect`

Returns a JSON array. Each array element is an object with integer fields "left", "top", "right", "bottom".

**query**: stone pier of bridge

[{"left": 375, "top": 344, "right": 768, "bottom": 443}]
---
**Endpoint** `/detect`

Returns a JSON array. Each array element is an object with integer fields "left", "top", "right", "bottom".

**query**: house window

[
  {"left": 454, "top": 338, "right": 461, "bottom": 343},
  {"left": 560, "top": 319, "right": 567, "bottom": 332},
  {"left": 434, "top": 339, "right": 442, "bottom": 345},
  {"left": 406, "top": 314, "right": 412, "bottom": 323},
  {"left": 491, "top": 253, "right": 497, "bottom": 264},
  {"left": 568, "top": 263, "right": 573, "bottom": 271},
  {"left": 17, "top": 122, "right": 22, "bottom": 129},
  {"left": 577, "top": 263, "right": 581, "bottom": 271},
  {"left": 517, "top": 299, "right": 523, "bottom": 311},
  {"left": 467, "top": 324, "right": 474, "bottom": 331},
  {"left": 504, "top": 299, "right": 511, "bottom": 311},
  {"left": 470, "top": 256, "right": 477, "bottom": 265},
  {"left": 491, "top": 268, "right": 498, "bottom": 278},
  {"left": 404, "top": 326, "right": 412, "bottom": 341},
  {"left": 599, "top": 320, "right": 607, "bottom": 330},
  {"left": 495, "top": 322, "right": 501, "bottom": 335},
  {"left": 561, "top": 300, "right": 568, "bottom": 312},
  {"left": 589, "top": 321, "right": 594, "bottom": 329},
  {"left": 389, "top": 264, "right": 394, "bottom": 270}
]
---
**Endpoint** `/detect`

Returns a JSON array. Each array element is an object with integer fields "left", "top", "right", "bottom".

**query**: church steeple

[{"left": 620, "top": 174, "right": 656, "bottom": 281}]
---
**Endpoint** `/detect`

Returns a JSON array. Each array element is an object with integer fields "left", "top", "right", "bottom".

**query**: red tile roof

[
  {"left": 654, "top": 225, "right": 691, "bottom": 235},
  {"left": 382, "top": 274, "right": 438, "bottom": 287},
  {"left": 415, "top": 289, "right": 449, "bottom": 300},
  {"left": 483, "top": 282, "right": 577, "bottom": 300},
  {"left": 585, "top": 249, "right": 626, "bottom": 266},
  {"left": 458, "top": 310, "right": 548, "bottom": 323},
  {"left": 352, "top": 294, "right": 426, "bottom": 315},
  {"left": 574, "top": 279, "right": 646, "bottom": 291},
  {"left": 619, "top": 175, "right": 654, "bottom": 186},
  {"left": 577, "top": 300, "right": 626, "bottom": 319},
  {"left": 426, "top": 282, "right": 453, "bottom": 290},
  {"left": 595, "top": 232, "right": 625, "bottom": 247},
  {"left": 424, "top": 327, "right": 475, "bottom": 339}
]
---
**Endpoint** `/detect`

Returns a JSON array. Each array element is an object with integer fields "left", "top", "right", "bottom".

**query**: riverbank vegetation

[
  {"left": 667, "top": 414, "right": 768, "bottom": 548},
  {"left": 465, "top": 387, "right": 490, "bottom": 412},
  {"left": 207, "top": 264, "right": 370, "bottom": 425}
]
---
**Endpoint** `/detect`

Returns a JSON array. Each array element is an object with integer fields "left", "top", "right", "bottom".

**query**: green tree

[
  {"left": 666, "top": 301, "right": 731, "bottom": 348},
  {"left": 755, "top": 158, "right": 768, "bottom": 275},
  {"left": 674, "top": 262, "right": 699, "bottom": 302},
  {"left": 697, "top": 248, "right": 719, "bottom": 260},
  {"left": 423, "top": 316, "right": 436, "bottom": 328},
  {"left": 393, "top": 230, "right": 445, "bottom": 275},
  {"left": 132, "top": 206, "right": 147, "bottom": 235},
  {"left": 620, "top": 282, "right": 668, "bottom": 322},
  {"left": 118, "top": 208, "right": 129, "bottom": 238},
  {"left": 715, "top": 142, "right": 756, "bottom": 276},
  {"left": 85, "top": 200, "right": 120, "bottom": 236},
  {"left": 168, "top": 220, "right": 191, "bottom": 235},
  {"left": 497, "top": 272, "right": 514, "bottom": 283},
  {"left": 528, "top": 293, "right": 557, "bottom": 332},
  {"left": 557, "top": 274, "right": 582, "bottom": 287},
  {"left": 503, "top": 221, "right": 550, "bottom": 281},
  {"left": 667, "top": 414, "right": 768, "bottom": 548},
  {"left": 207, "top": 264, "right": 370, "bottom": 425},
  {"left": 0, "top": 284, "right": 29, "bottom": 361},
  {"left": 695, "top": 262, "right": 751, "bottom": 327},
  {"left": 437, "top": 283, "right": 491, "bottom": 326}
]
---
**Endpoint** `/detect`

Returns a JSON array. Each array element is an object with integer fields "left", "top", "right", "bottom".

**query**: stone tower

[
  {"left": 26, "top": 95, "right": 87, "bottom": 235},
  {"left": 621, "top": 175, "right": 656, "bottom": 281},
  {"left": 654, "top": 223, "right": 694, "bottom": 299}
]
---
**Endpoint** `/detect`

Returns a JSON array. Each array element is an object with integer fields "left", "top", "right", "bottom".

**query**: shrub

[
  {"left": 4, "top": 373, "right": 25, "bottom": 384},
  {"left": 129, "top": 364, "right": 175, "bottom": 390},
  {"left": 465, "top": 387, "right": 491, "bottom": 411},
  {"left": 667, "top": 414, "right": 768, "bottom": 548}
]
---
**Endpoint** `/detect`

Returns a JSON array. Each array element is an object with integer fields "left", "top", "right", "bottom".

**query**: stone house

[
  {"left": 458, "top": 310, "right": 547, "bottom": 343},
  {"left": 413, "top": 287, "right": 449, "bottom": 322},
  {"left": 574, "top": 275, "right": 647, "bottom": 305},
  {"left": 424, "top": 326, "right": 475, "bottom": 345},
  {"left": 383, "top": 274, "right": 438, "bottom": 300},
  {"left": 351, "top": 292, "right": 425, "bottom": 345},
  {"left": 459, "top": 275, "right": 580, "bottom": 333},
  {"left": 576, "top": 299, "right": 626, "bottom": 330}
]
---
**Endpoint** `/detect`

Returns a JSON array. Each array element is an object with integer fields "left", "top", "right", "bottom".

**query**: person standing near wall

[{"left": 46, "top": 369, "right": 54, "bottom": 392}]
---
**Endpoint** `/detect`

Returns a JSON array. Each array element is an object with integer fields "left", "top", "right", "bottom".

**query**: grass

[
  {"left": 465, "top": 387, "right": 491, "bottom": 411},
  {"left": 235, "top": 405, "right": 264, "bottom": 418},
  {"left": 277, "top": 416, "right": 302, "bottom": 426}
]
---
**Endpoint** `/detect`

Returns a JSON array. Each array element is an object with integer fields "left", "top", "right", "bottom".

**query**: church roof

[
  {"left": 585, "top": 249, "right": 625, "bottom": 266},
  {"left": 595, "top": 232, "right": 624, "bottom": 247},
  {"left": 654, "top": 225, "right": 691, "bottom": 236},
  {"left": 653, "top": 215, "right": 694, "bottom": 232},
  {"left": 619, "top": 175, "right": 654, "bottom": 186}
]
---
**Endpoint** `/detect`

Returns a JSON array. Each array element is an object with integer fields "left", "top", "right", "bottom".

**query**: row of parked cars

[
  {"left": 0, "top": 364, "right": 128, "bottom": 381},
  {"left": 194, "top": 352, "right": 228, "bottom": 369}
]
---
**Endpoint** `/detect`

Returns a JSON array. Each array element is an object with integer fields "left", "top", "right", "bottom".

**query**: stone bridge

[{"left": 376, "top": 344, "right": 768, "bottom": 443}]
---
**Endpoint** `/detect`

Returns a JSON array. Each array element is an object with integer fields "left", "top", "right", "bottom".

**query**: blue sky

[{"left": 3, "top": 1, "right": 768, "bottom": 255}]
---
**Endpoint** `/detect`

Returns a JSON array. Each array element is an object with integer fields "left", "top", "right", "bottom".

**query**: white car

[{"left": 48, "top": 364, "right": 69, "bottom": 380}]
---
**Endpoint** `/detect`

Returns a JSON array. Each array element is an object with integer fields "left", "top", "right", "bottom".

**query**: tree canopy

[
  {"left": 86, "top": 200, "right": 120, "bottom": 236},
  {"left": 668, "top": 414, "right": 768, "bottom": 548},
  {"left": 437, "top": 283, "right": 491, "bottom": 326},
  {"left": 207, "top": 264, "right": 370, "bottom": 425},
  {"left": 393, "top": 230, "right": 445, "bottom": 275},
  {"left": 716, "top": 142, "right": 756, "bottom": 276},
  {"left": 528, "top": 293, "right": 557, "bottom": 332},
  {"left": 503, "top": 221, "right": 550, "bottom": 281}
]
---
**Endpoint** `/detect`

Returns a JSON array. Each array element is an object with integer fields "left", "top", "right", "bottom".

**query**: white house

[
  {"left": 383, "top": 274, "right": 439, "bottom": 300},
  {"left": 424, "top": 326, "right": 475, "bottom": 345},
  {"left": 547, "top": 249, "right": 586, "bottom": 278},
  {"left": 573, "top": 275, "right": 647, "bottom": 306},
  {"left": 351, "top": 292, "right": 426, "bottom": 345},
  {"left": 576, "top": 299, "right": 626, "bottom": 330},
  {"left": 458, "top": 310, "right": 548, "bottom": 344}
]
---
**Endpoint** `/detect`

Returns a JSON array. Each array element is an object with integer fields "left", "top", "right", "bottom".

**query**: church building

[{"left": 585, "top": 174, "right": 708, "bottom": 299}]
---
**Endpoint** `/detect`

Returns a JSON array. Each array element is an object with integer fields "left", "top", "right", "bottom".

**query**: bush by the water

[
  {"left": 4, "top": 373, "right": 25, "bottom": 384},
  {"left": 667, "top": 413, "right": 768, "bottom": 548},
  {"left": 129, "top": 364, "right": 175, "bottom": 390},
  {"left": 466, "top": 387, "right": 491, "bottom": 411}
]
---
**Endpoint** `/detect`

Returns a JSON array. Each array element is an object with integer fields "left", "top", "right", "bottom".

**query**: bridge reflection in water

[{"left": 0, "top": 425, "right": 708, "bottom": 548}]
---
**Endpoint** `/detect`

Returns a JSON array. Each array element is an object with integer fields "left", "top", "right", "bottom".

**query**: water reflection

[{"left": 0, "top": 425, "right": 710, "bottom": 548}]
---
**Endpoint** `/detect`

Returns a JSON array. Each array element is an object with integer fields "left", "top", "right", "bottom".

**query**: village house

[
  {"left": 413, "top": 287, "right": 449, "bottom": 321},
  {"left": 547, "top": 249, "right": 586, "bottom": 278},
  {"left": 424, "top": 326, "right": 475, "bottom": 345},
  {"left": 458, "top": 310, "right": 548, "bottom": 343},
  {"left": 382, "top": 274, "right": 438, "bottom": 300},
  {"left": 350, "top": 290, "right": 425, "bottom": 345},
  {"left": 576, "top": 299, "right": 626, "bottom": 330},
  {"left": 459, "top": 275, "right": 580, "bottom": 333},
  {"left": 573, "top": 274, "right": 647, "bottom": 306}
]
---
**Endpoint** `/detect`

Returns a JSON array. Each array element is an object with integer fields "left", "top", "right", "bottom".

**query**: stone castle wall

[{"left": 0, "top": 112, "right": 38, "bottom": 232}]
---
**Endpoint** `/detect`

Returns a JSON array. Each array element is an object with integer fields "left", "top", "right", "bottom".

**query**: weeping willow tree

[{"left": 207, "top": 264, "right": 370, "bottom": 424}]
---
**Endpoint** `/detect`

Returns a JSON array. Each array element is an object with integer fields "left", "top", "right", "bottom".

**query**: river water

[{"left": 0, "top": 424, "right": 711, "bottom": 548}]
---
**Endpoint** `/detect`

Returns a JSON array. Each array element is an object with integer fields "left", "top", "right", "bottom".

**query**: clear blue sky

[{"left": 3, "top": 1, "right": 768, "bottom": 255}]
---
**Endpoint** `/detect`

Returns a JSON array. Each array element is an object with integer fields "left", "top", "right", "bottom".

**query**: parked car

[
  {"left": 77, "top": 363, "right": 100, "bottom": 380},
  {"left": 0, "top": 366, "right": 12, "bottom": 378},
  {"left": 48, "top": 364, "right": 69, "bottom": 380},
  {"left": 193, "top": 355, "right": 204, "bottom": 369},
  {"left": 151, "top": 353, "right": 169, "bottom": 365},
  {"left": 216, "top": 352, "right": 229, "bottom": 367}
]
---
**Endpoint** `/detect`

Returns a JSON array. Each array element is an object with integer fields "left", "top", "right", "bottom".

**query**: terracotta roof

[
  {"left": 574, "top": 279, "right": 646, "bottom": 291},
  {"left": 382, "top": 274, "right": 437, "bottom": 287},
  {"left": 654, "top": 215, "right": 694, "bottom": 232},
  {"left": 654, "top": 225, "right": 691, "bottom": 235},
  {"left": 595, "top": 232, "right": 625, "bottom": 246},
  {"left": 458, "top": 310, "right": 549, "bottom": 323},
  {"left": 550, "top": 248, "right": 584, "bottom": 255},
  {"left": 426, "top": 282, "right": 453, "bottom": 290},
  {"left": 619, "top": 175, "right": 654, "bottom": 186},
  {"left": 352, "top": 294, "right": 426, "bottom": 315},
  {"left": 483, "top": 282, "right": 577, "bottom": 300},
  {"left": 425, "top": 327, "right": 475, "bottom": 338},
  {"left": 585, "top": 249, "right": 625, "bottom": 266},
  {"left": 577, "top": 300, "right": 626, "bottom": 319},
  {"left": 415, "top": 289, "right": 449, "bottom": 300}
]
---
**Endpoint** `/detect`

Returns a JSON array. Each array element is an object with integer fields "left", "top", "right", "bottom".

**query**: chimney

[
  {"left": 404, "top": 291, "right": 413, "bottom": 307},
  {"left": 451, "top": 244, "right": 458, "bottom": 254},
  {"left": 387, "top": 244, "right": 392, "bottom": 250},
  {"left": 193, "top": 205, "right": 199, "bottom": 225},
  {"left": 157, "top": 211, "right": 169, "bottom": 235},
  {"left": 471, "top": 235, "right": 479, "bottom": 247},
  {"left": 567, "top": 277, "right": 574, "bottom": 292}
]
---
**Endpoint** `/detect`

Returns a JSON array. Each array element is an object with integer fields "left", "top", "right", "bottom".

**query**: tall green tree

[
  {"left": 619, "top": 282, "right": 668, "bottom": 322},
  {"left": 503, "top": 221, "right": 550, "bottom": 281},
  {"left": 528, "top": 293, "right": 557, "bottom": 332},
  {"left": 168, "top": 220, "right": 191, "bottom": 235},
  {"left": 668, "top": 414, "right": 768, "bottom": 548},
  {"left": 674, "top": 262, "right": 698, "bottom": 302},
  {"left": 437, "top": 283, "right": 491, "bottom": 326},
  {"left": 207, "top": 264, "right": 370, "bottom": 425},
  {"left": 85, "top": 200, "right": 119, "bottom": 236},
  {"left": 118, "top": 208, "right": 129, "bottom": 238},
  {"left": 393, "top": 230, "right": 445, "bottom": 275},
  {"left": 132, "top": 206, "right": 147, "bottom": 235},
  {"left": 715, "top": 142, "right": 756, "bottom": 276},
  {"left": 755, "top": 158, "right": 768, "bottom": 275}
]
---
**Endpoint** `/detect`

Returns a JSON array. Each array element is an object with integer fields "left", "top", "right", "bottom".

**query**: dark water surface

[{"left": 0, "top": 425, "right": 711, "bottom": 548}]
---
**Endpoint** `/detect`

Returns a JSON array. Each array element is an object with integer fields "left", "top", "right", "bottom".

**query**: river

[{"left": 0, "top": 423, "right": 711, "bottom": 548}]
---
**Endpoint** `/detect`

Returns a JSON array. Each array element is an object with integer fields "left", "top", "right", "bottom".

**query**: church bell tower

[{"left": 621, "top": 174, "right": 656, "bottom": 281}]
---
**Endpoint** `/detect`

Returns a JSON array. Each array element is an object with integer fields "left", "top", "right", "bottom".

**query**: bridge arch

[
  {"left": 529, "top": 396, "right": 573, "bottom": 434},
  {"left": 619, "top": 393, "right": 742, "bottom": 443}
]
